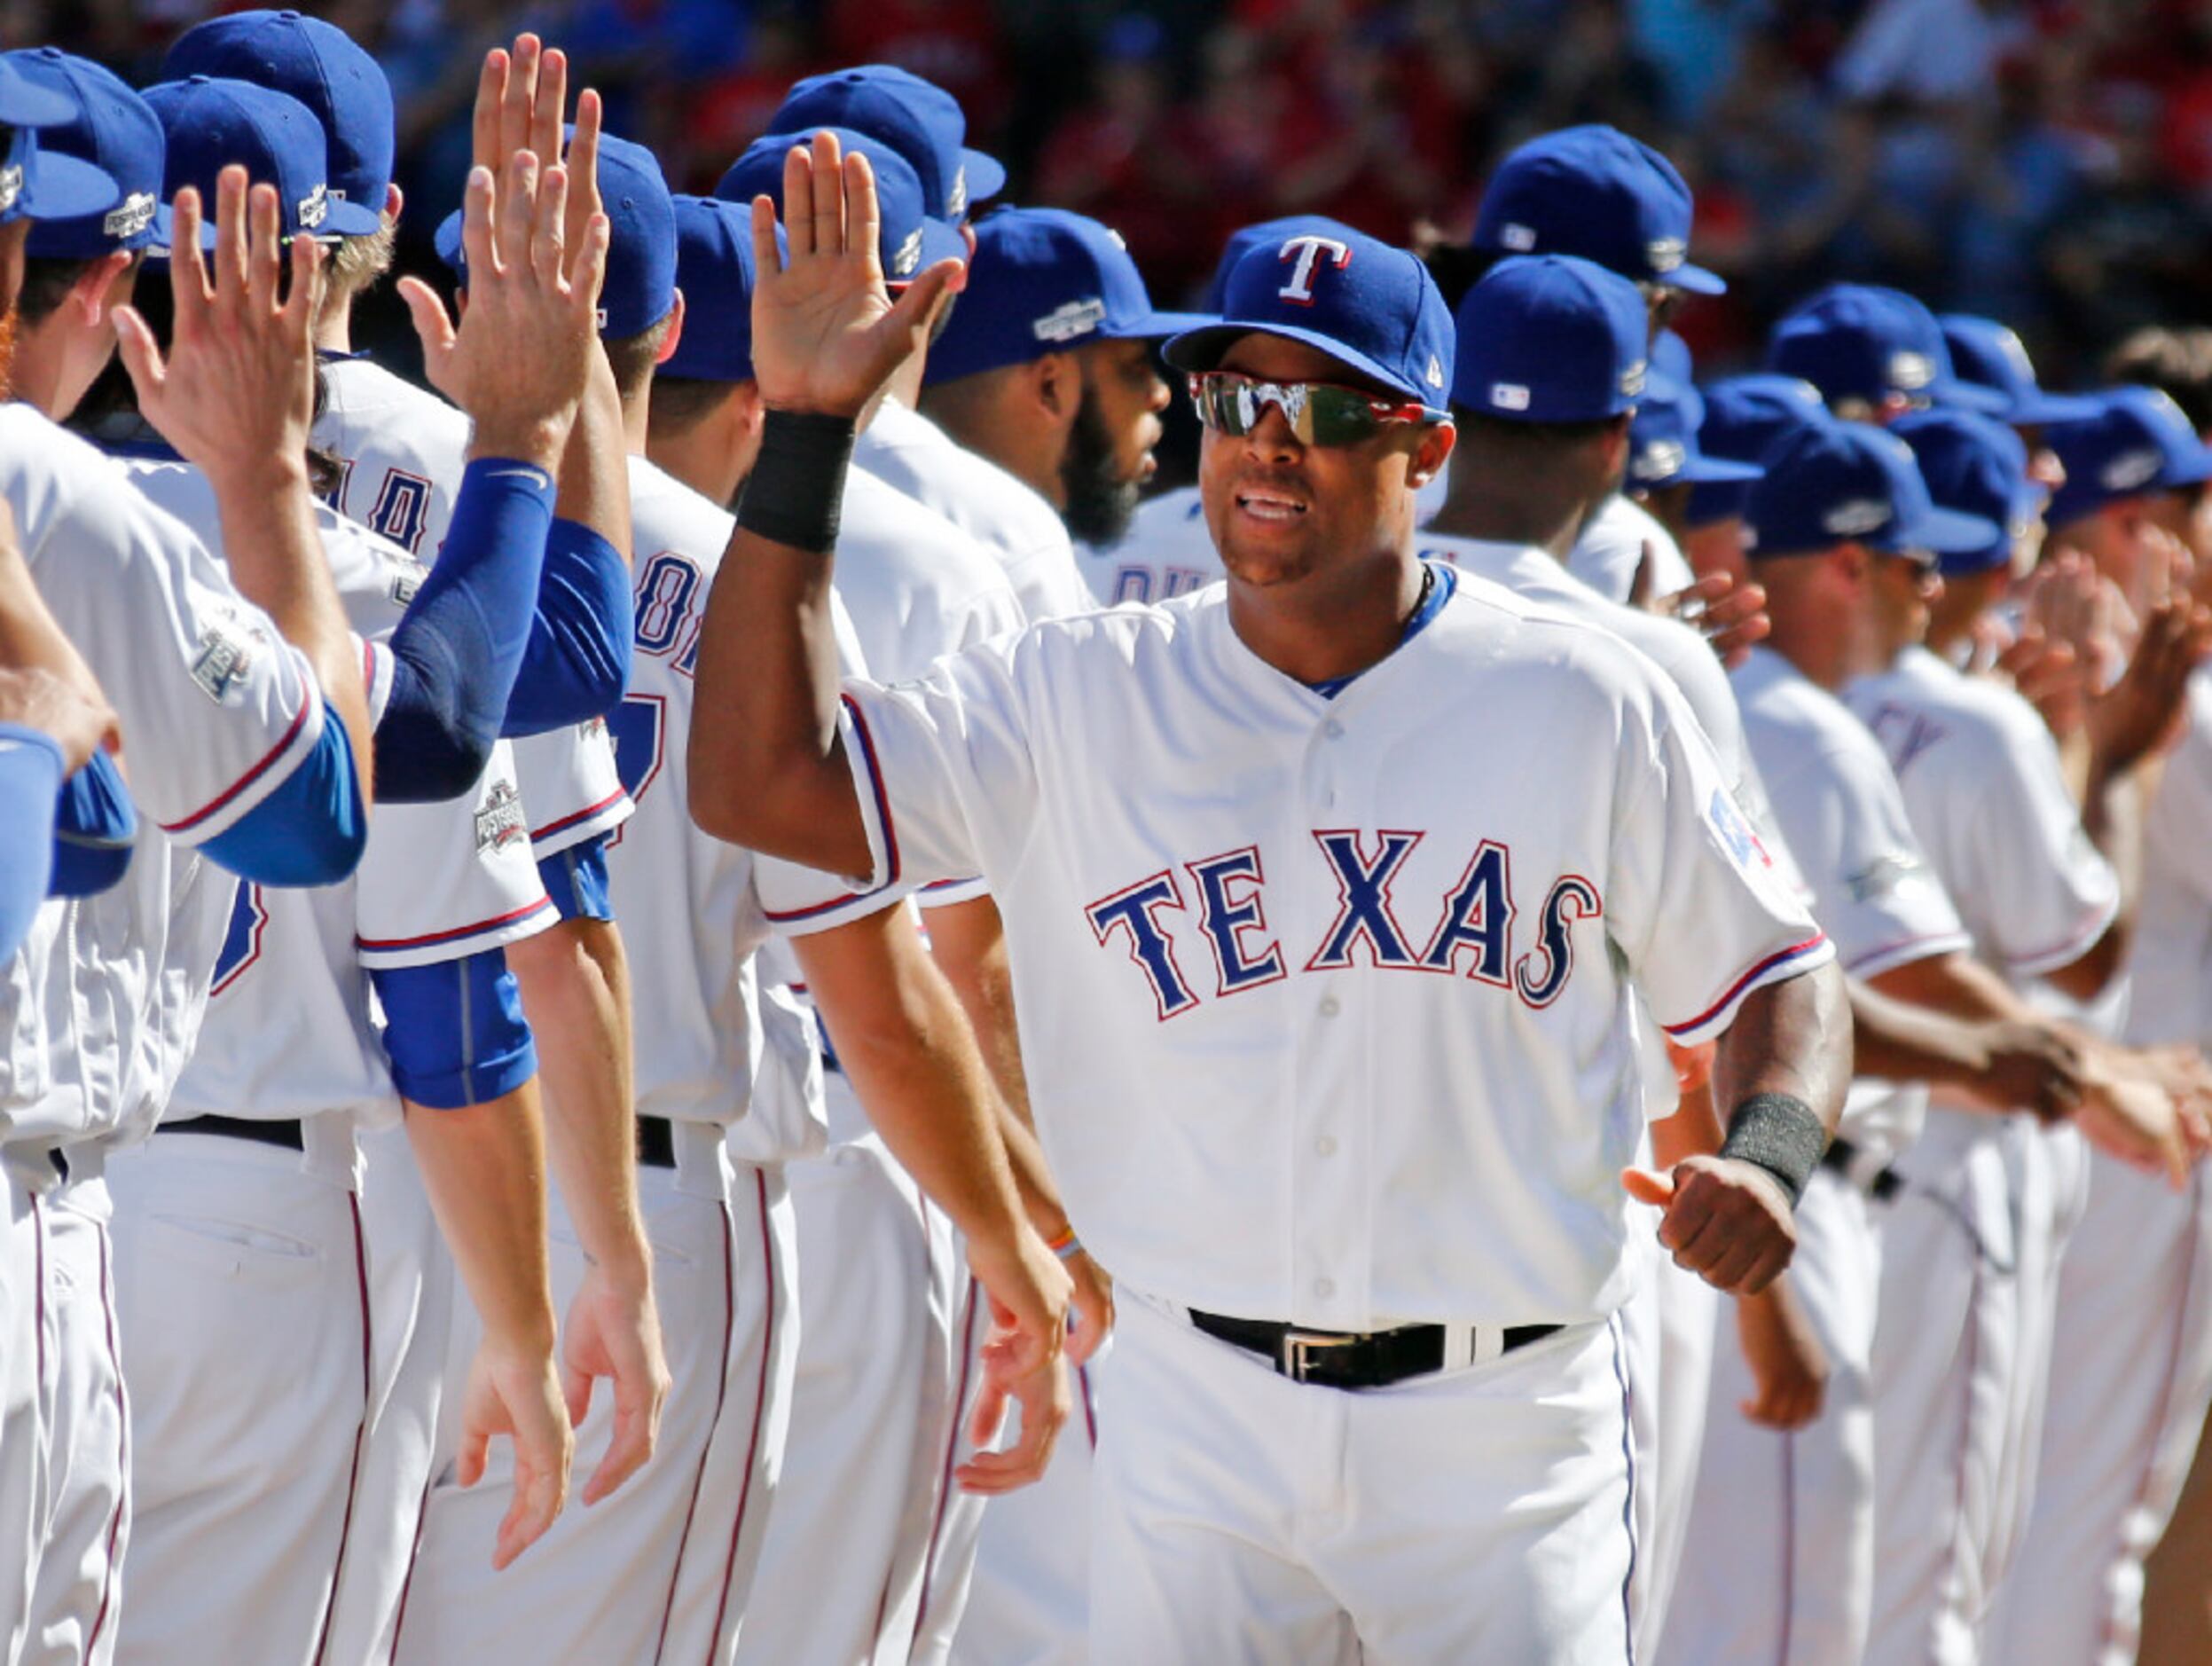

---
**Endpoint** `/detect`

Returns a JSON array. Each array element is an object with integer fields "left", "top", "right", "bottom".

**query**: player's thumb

[
  {"left": 396, "top": 274, "right": 456, "bottom": 361},
  {"left": 560, "top": 1359, "right": 592, "bottom": 1430},
  {"left": 1620, "top": 1166, "right": 1676, "bottom": 1208},
  {"left": 110, "top": 308, "right": 161, "bottom": 398}
]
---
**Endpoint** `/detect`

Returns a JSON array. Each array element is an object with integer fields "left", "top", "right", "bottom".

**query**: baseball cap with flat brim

[
  {"left": 1471, "top": 124, "right": 1725, "bottom": 295},
  {"left": 2044, "top": 386, "right": 2212, "bottom": 529},
  {"left": 769, "top": 65, "right": 1002, "bottom": 224},
  {"left": 11, "top": 50, "right": 172, "bottom": 255},
  {"left": 1769, "top": 284, "right": 2009, "bottom": 417},
  {"left": 1165, "top": 226, "right": 1454, "bottom": 414},
  {"left": 1745, "top": 418, "right": 2001, "bottom": 562},
  {"left": 146, "top": 75, "right": 380, "bottom": 244},
  {"left": 1889, "top": 406, "right": 2044, "bottom": 577},
  {"left": 1449, "top": 252, "right": 1651, "bottom": 424},
  {"left": 0, "top": 56, "right": 124, "bottom": 227},
  {"left": 717, "top": 127, "right": 964, "bottom": 287},
  {"left": 1938, "top": 313, "right": 2098, "bottom": 427},
  {"left": 1202, "top": 214, "right": 1359, "bottom": 314},
  {"left": 1631, "top": 378, "right": 1764, "bottom": 491}
]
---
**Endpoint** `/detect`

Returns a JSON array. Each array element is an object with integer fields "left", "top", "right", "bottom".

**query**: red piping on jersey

[
  {"left": 354, "top": 894, "right": 554, "bottom": 955},
  {"left": 764, "top": 698, "right": 905, "bottom": 923},
  {"left": 705, "top": 1169, "right": 778, "bottom": 1654},
  {"left": 530, "top": 786, "right": 630, "bottom": 844},
  {"left": 654, "top": 1195, "right": 737, "bottom": 1662},
  {"left": 310, "top": 1194, "right": 374, "bottom": 1666},
  {"left": 1663, "top": 932, "right": 1830, "bottom": 1039},
  {"left": 160, "top": 672, "right": 318, "bottom": 834}
]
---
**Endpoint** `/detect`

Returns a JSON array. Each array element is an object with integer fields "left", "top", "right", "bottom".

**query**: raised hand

[
  {"left": 1659, "top": 570, "right": 1771, "bottom": 669},
  {"left": 455, "top": 1339, "right": 575, "bottom": 1569},
  {"left": 559, "top": 1261, "right": 671, "bottom": 1507},
  {"left": 2086, "top": 596, "right": 2212, "bottom": 778},
  {"left": 113, "top": 169, "right": 324, "bottom": 491},
  {"left": 746, "top": 130, "right": 964, "bottom": 419},
  {"left": 1991, "top": 625, "right": 2087, "bottom": 740}
]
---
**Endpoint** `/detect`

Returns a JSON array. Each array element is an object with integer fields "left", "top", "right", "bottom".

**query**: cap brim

[
  {"left": 1894, "top": 502, "right": 2006, "bottom": 556},
  {"left": 1105, "top": 308, "right": 1218, "bottom": 344},
  {"left": 319, "top": 197, "right": 384, "bottom": 238},
  {"left": 2011, "top": 389, "right": 2101, "bottom": 426},
  {"left": 1677, "top": 453, "right": 1765, "bottom": 485},
  {"left": 1163, "top": 319, "right": 1439, "bottom": 408},
  {"left": 1666, "top": 261, "right": 1727, "bottom": 296},
  {"left": 0, "top": 69, "right": 76, "bottom": 130},
  {"left": 960, "top": 148, "right": 1006, "bottom": 209},
  {"left": 22, "top": 150, "right": 121, "bottom": 223},
  {"left": 2159, "top": 443, "right": 2212, "bottom": 491},
  {"left": 1932, "top": 378, "right": 2013, "bottom": 417},
  {"left": 434, "top": 208, "right": 463, "bottom": 274}
]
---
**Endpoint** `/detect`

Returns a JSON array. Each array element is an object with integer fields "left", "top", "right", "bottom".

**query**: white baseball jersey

[
  {"left": 2127, "top": 669, "right": 2212, "bottom": 1048},
  {"left": 1845, "top": 644, "right": 2118, "bottom": 982},
  {"left": 1076, "top": 483, "right": 1223, "bottom": 606},
  {"left": 855, "top": 397, "right": 1099, "bottom": 624},
  {"left": 317, "top": 355, "right": 633, "bottom": 860},
  {"left": 606, "top": 455, "right": 894, "bottom": 1148},
  {"left": 126, "top": 460, "right": 555, "bottom": 1128},
  {"left": 835, "top": 566, "right": 1831, "bottom": 1327},
  {"left": 832, "top": 463, "right": 1025, "bottom": 682},
  {"left": 0, "top": 408, "right": 327, "bottom": 1148},
  {"left": 1733, "top": 646, "right": 1971, "bottom": 1163},
  {"left": 1566, "top": 493, "right": 1696, "bottom": 605}
]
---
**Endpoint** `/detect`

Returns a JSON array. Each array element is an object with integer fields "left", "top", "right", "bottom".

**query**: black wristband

[
  {"left": 735, "top": 408, "right": 857, "bottom": 554},
  {"left": 1718, "top": 1092, "right": 1827, "bottom": 1208}
]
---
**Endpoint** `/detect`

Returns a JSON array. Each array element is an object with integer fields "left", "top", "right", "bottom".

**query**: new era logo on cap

[
  {"left": 1033, "top": 297, "right": 1107, "bottom": 343},
  {"left": 1277, "top": 234, "right": 1352, "bottom": 305},
  {"left": 1425, "top": 355, "right": 1445, "bottom": 390}
]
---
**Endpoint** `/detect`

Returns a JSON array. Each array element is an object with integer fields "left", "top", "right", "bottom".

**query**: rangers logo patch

[
  {"left": 190, "top": 626, "right": 255, "bottom": 705},
  {"left": 475, "top": 779, "right": 528, "bottom": 853}
]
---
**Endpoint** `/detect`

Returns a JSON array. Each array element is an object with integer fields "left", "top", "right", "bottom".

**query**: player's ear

[
  {"left": 1033, "top": 350, "right": 1078, "bottom": 424},
  {"left": 1407, "top": 417, "right": 1455, "bottom": 488},
  {"left": 382, "top": 182, "right": 405, "bottom": 232},
  {"left": 75, "top": 252, "right": 133, "bottom": 325},
  {"left": 655, "top": 290, "right": 685, "bottom": 366}
]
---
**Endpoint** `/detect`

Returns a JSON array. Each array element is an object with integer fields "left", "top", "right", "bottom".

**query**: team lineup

[{"left": 0, "top": 12, "right": 2209, "bottom": 1665}]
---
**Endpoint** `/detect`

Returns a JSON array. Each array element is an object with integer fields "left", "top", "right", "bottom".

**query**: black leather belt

[
  {"left": 1820, "top": 1136, "right": 1902, "bottom": 1201},
  {"left": 1189, "top": 1310, "right": 1564, "bottom": 1389},
  {"left": 637, "top": 1115, "right": 676, "bottom": 1170},
  {"left": 160, "top": 1113, "right": 306, "bottom": 1152}
]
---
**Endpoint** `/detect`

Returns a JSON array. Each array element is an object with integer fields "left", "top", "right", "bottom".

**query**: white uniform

[
  {"left": 1844, "top": 643, "right": 2120, "bottom": 1663},
  {"left": 1411, "top": 470, "right": 1696, "bottom": 606},
  {"left": 739, "top": 460, "right": 1025, "bottom": 1666},
  {"left": 310, "top": 355, "right": 636, "bottom": 1662},
  {"left": 1991, "top": 669, "right": 2212, "bottom": 1666},
  {"left": 831, "top": 566, "right": 1831, "bottom": 1660},
  {"left": 1663, "top": 646, "right": 1972, "bottom": 1666},
  {"left": 98, "top": 460, "right": 551, "bottom": 1666},
  {"left": 857, "top": 397, "right": 1100, "bottom": 621},
  {"left": 0, "top": 409, "right": 340, "bottom": 1666},
  {"left": 395, "top": 456, "right": 883, "bottom": 1665},
  {"left": 1075, "top": 484, "right": 1222, "bottom": 606}
]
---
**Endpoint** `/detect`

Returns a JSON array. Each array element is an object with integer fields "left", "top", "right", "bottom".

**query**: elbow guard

[
  {"left": 504, "top": 519, "right": 632, "bottom": 735},
  {"left": 537, "top": 833, "right": 615, "bottom": 923},
  {"left": 50, "top": 749, "right": 136, "bottom": 898},
  {"left": 371, "top": 946, "right": 537, "bottom": 1110},
  {"left": 201, "top": 707, "right": 368, "bottom": 886}
]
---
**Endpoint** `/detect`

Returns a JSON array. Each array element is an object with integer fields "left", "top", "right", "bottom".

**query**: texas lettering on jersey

[{"left": 1085, "top": 829, "right": 1602, "bottom": 1018}]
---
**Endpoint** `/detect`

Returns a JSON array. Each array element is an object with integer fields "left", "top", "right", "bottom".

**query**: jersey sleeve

[
  {"left": 353, "top": 741, "right": 556, "bottom": 971},
  {"left": 512, "top": 719, "right": 633, "bottom": 860},
  {"left": 1604, "top": 681, "right": 1835, "bottom": 1046}
]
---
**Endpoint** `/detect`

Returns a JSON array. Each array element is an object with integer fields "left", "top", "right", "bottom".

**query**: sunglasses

[{"left": 1188, "top": 371, "right": 1439, "bottom": 449}]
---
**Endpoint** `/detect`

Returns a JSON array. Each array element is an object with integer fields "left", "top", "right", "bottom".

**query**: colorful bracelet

[{"left": 1045, "top": 1223, "right": 1083, "bottom": 1261}]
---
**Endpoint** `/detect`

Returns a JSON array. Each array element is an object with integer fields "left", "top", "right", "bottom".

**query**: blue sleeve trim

[
  {"left": 200, "top": 706, "right": 368, "bottom": 886},
  {"left": 0, "top": 728, "right": 63, "bottom": 960},
  {"left": 375, "top": 458, "right": 556, "bottom": 804},
  {"left": 371, "top": 947, "right": 538, "bottom": 1109},
  {"left": 537, "top": 833, "right": 615, "bottom": 923},
  {"left": 49, "top": 749, "right": 136, "bottom": 899},
  {"left": 503, "top": 518, "right": 631, "bottom": 736}
]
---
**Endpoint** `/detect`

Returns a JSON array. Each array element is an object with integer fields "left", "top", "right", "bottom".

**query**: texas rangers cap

[
  {"left": 663, "top": 193, "right": 782, "bottom": 383},
  {"left": 7, "top": 51, "right": 167, "bottom": 255},
  {"left": 769, "top": 64, "right": 1001, "bottom": 224},
  {"left": 163, "top": 11, "right": 393, "bottom": 224},
  {"left": 146, "top": 76, "right": 381, "bottom": 241},
  {"left": 436, "top": 127, "right": 676, "bottom": 339},
  {"left": 1889, "top": 406, "right": 2043, "bottom": 576},
  {"left": 1744, "top": 419, "right": 2000, "bottom": 562},
  {"left": 2043, "top": 386, "right": 2212, "bottom": 530},
  {"left": 717, "top": 127, "right": 963, "bottom": 287},
  {"left": 1470, "top": 124, "right": 1724, "bottom": 295},
  {"left": 1936, "top": 314, "right": 2098, "bottom": 428},
  {"left": 1203, "top": 214, "right": 1358, "bottom": 313},
  {"left": 1686, "top": 373, "right": 1832, "bottom": 528},
  {"left": 1767, "top": 284, "right": 2008, "bottom": 417},
  {"left": 925, "top": 207, "right": 1211, "bottom": 386},
  {"left": 0, "top": 56, "right": 123, "bottom": 228},
  {"left": 1630, "top": 378, "right": 1763, "bottom": 491},
  {"left": 1447, "top": 253, "right": 1651, "bottom": 423},
  {"left": 1164, "top": 226, "right": 1454, "bottom": 414}
]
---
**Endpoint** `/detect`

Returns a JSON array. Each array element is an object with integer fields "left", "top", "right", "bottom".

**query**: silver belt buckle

[{"left": 1278, "top": 1329, "right": 1357, "bottom": 1383}]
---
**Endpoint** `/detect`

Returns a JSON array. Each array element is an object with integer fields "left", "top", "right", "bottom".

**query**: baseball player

[
  {"left": 1769, "top": 283, "right": 2014, "bottom": 427},
  {"left": 1679, "top": 373, "right": 1833, "bottom": 585},
  {"left": 699, "top": 138, "right": 1852, "bottom": 1662}
]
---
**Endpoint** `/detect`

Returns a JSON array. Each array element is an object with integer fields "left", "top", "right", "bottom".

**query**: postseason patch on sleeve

[
  {"left": 1708, "top": 786, "right": 1773, "bottom": 875},
  {"left": 190, "top": 621, "right": 258, "bottom": 706}
]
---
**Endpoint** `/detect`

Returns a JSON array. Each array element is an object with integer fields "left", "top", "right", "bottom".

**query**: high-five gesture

[{"left": 745, "top": 130, "right": 964, "bottom": 419}]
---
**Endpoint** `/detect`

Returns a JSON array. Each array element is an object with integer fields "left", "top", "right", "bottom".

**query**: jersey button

[
  {"left": 1322, "top": 719, "right": 1345, "bottom": 741},
  {"left": 1314, "top": 1135, "right": 1337, "bottom": 1157},
  {"left": 1313, "top": 1277, "right": 1336, "bottom": 1300},
  {"left": 1318, "top": 994, "right": 1341, "bottom": 1018}
]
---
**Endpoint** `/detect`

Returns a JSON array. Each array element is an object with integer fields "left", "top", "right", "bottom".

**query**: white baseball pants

[{"left": 0, "top": 1163, "right": 45, "bottom": 1663}]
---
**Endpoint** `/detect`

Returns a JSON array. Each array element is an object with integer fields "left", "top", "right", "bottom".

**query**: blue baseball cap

[
  {"left": 769, "top": 64, "right": 1001, "bottom": 224},
  {"left": 0, "top": 56, "right": 123, "bottom": 228},
  {"left": 163, "top": 11, "right": 393, "bottom": 222},
  {"left": 1203, "top": 214, "right": 1358, "bottom": 313},
  {"left": 1630, "top": 378, "right": 1762, "bottom": 491},
  {"left": 663, "top": 193, "right": 782, "bottom": 382},
  {"left": 1686, "top": 373, "right": 1833, "bottom": 528},
  {"left": 925, "top": 207, "right": 1210, "bottom": 386},
  {"left": 2044, "top": 386, "right": 2212, "bottom": 529},
  {"left": 437, "top": 127, "right": 676, "bottom": 338},
  {"left": 1936, "top": 314, "right": 2098, "bottom": 427},
  {"left": 717, "top": 127, "right": 963, "bottom": 287},
  {"left": 1889, "top": 407, "right": 2042, "bottom": 576},
  {"left": 1651, "top": 326, "right": 1694, "bottom": 389},
  {"left": 8, "top": 51, "right": 167, "bottom": 255},
  {"left": 1449, "top": 253, "right": 1650, "bottom": 423},
  {"left": 1165, "top": 225, "right": 1454, "bottom": 413},
  {"left": 1745, "top": 419, "right": 2000, "bottom": 562},
  {"left": 1471, "top": 123, "right": 1723, "bottom": 295},
  {"left": 1768, "top": 284, "right": 2009, "bottom": 416},
  {"left": 146, "top": 76, "right": 380, "bottom": 241}
]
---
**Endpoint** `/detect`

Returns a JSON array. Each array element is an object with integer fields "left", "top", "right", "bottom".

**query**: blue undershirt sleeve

[
  {"left": 200, "top": 707, "right": 367, "bottom": 886},
  {"left": 0, "top": 727, "right": 64, "bottom": 959},
  {"left": 502, "top": 518, "right": 631, "bottom": 736},
  {"left": 371, "top": 945, "right": 538, "bottom": 1109}
]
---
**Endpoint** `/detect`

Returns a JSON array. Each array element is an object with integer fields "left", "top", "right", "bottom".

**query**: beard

[{"left": 1058, "top": 388, "right": 1141, "bottom": 548}]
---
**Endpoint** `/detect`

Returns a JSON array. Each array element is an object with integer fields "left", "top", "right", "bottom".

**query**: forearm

[
  {"left": 404, "top": 1082, "right": 559, "bottom": 1353},
  {"left": 1847, "top": 979, "right": 2006, "bottom": 1088},
  {"left": 1711, "top": 962, "right": 1853, "bottom": 1134},
  {"left": 508, "top": 917, "right": 647, "bottom": 1277},
  {"left": 553, "top": 347, "right": 631, "bottom": 565},
  {"left": 925, "top": 897, "right": 1034, "bottom": 1128}
]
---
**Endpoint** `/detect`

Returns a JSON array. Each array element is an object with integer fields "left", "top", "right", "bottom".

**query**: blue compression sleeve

[
  {"left": 49, "top": 749, "right": 136, "bottom": 898},
  {"left": 537, "top": 832, "right": 615, "bottom": 923},
  {"left": 503, "top": 518, "right": 631, "bottom": 735},
  {"left": 374, "top": 458, "right": 555, "bottom": 803},
  {"left": 0, "top": 727, "right": 64, "bottom": 959},
  {"left": 371, "top": 946, "right": 538, "bottom": 1109},
  {"left": 200, "top": 705, "right": 367, "bottom": 886}
]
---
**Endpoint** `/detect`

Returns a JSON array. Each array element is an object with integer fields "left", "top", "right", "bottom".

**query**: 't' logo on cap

[{"left": 1276, "top": 235, "right": 1352, "bottom": 306}]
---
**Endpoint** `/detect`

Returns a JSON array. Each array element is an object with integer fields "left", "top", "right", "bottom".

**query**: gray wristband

[
  {"left": 1718, "top": 1092, "right": 1826, "bottom": 1207},
  {"left": 734, "top": 408, "right": 856, "bottom": 554}
]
